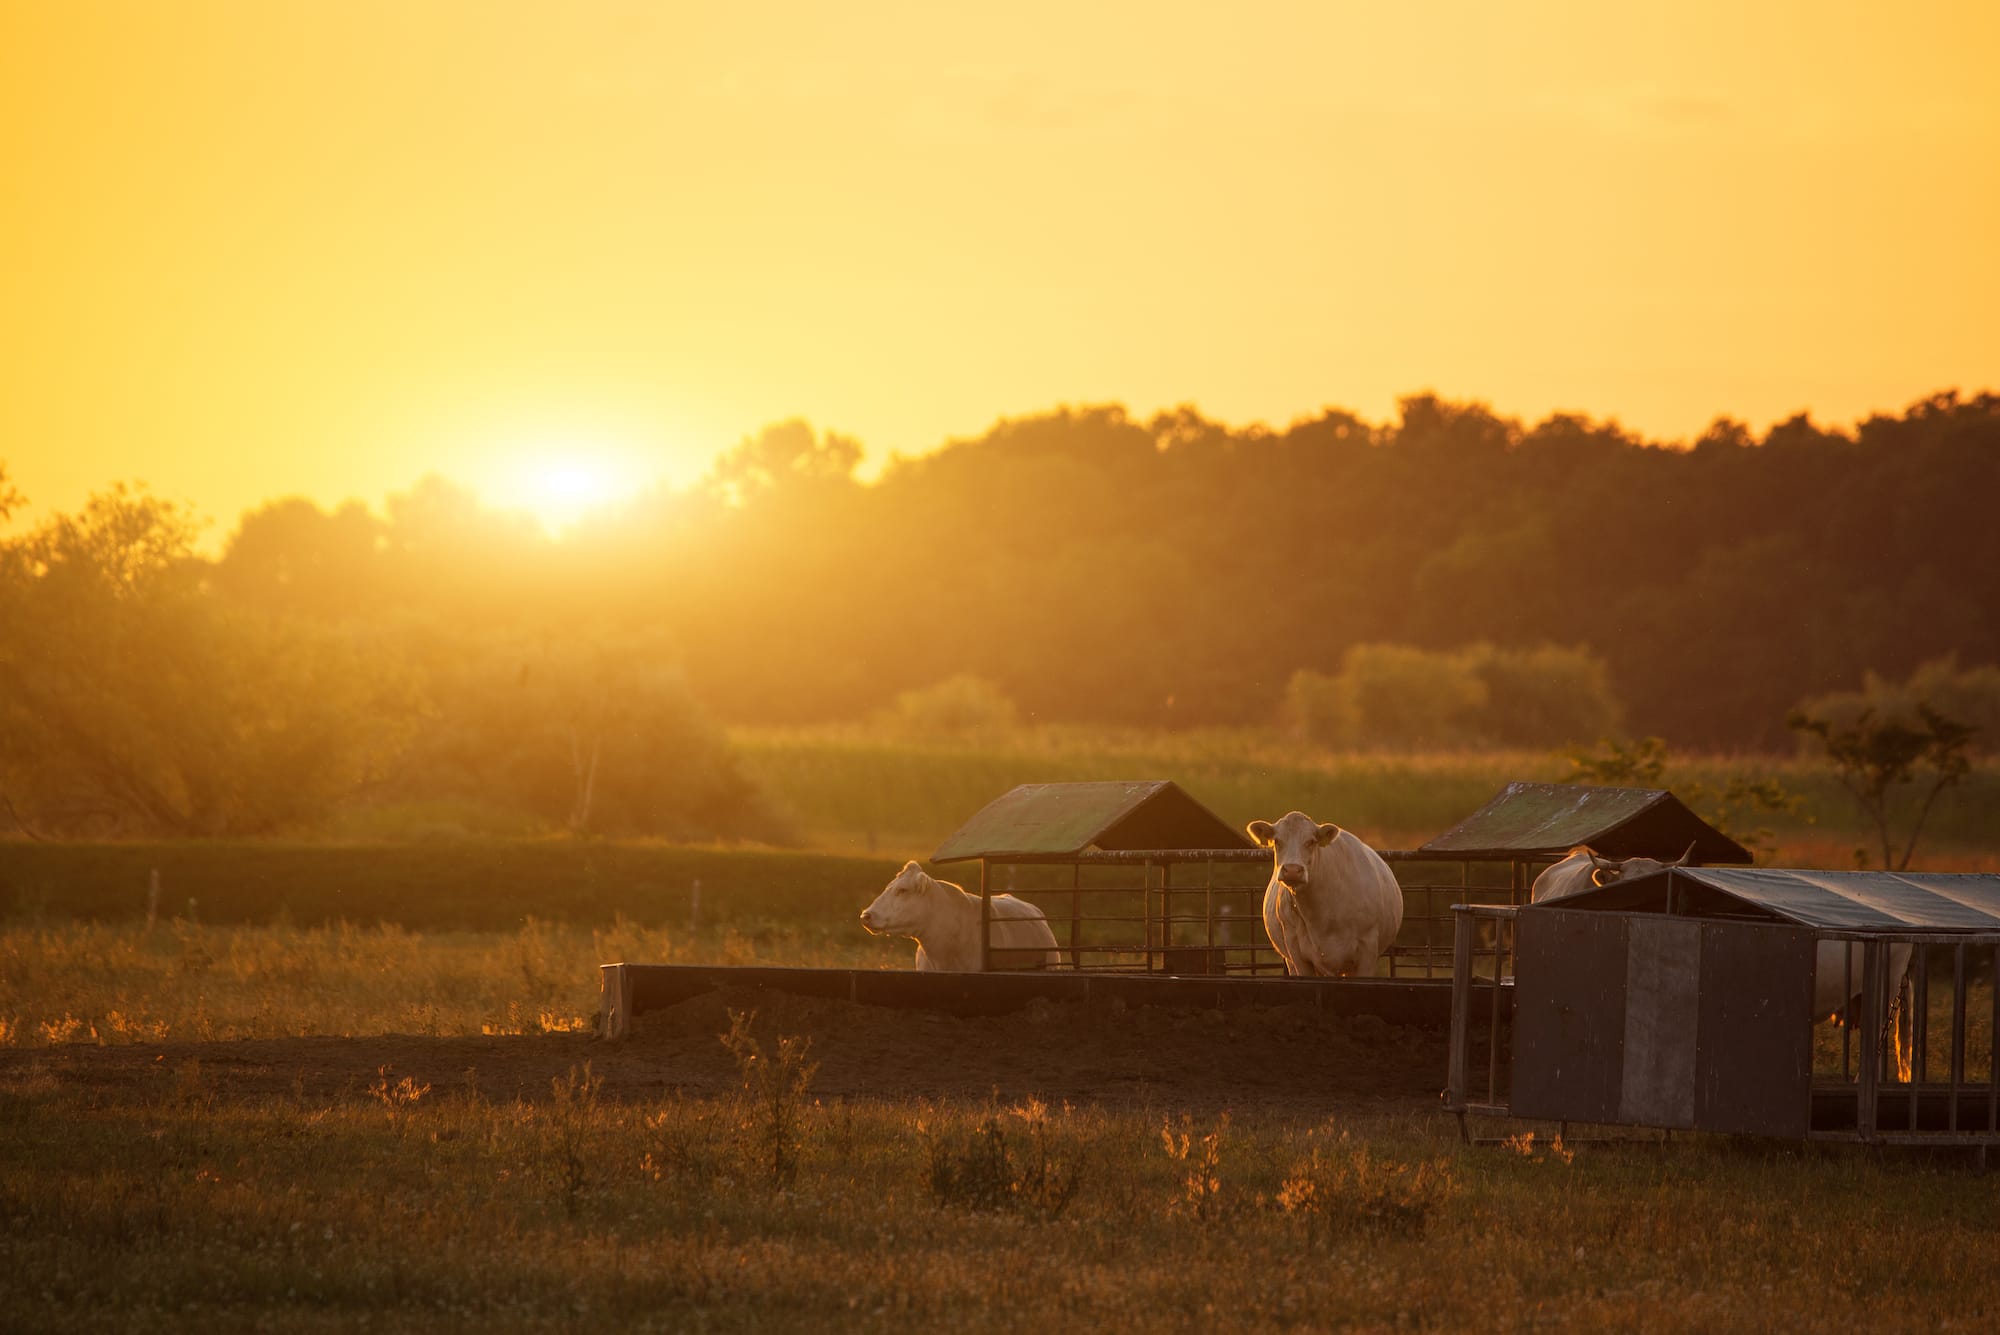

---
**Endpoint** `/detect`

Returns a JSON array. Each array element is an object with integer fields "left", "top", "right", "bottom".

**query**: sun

[{"left": 484, "top": 440, "right": 642, "bottom": 535}]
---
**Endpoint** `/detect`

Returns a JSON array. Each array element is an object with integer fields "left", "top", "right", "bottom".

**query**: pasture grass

[
  {"left": 0, "top": 919, "right": 901, "bottom": 1048},
  {"left": 5, "top": 1037, "right": 1998, "bottom": 1331}
]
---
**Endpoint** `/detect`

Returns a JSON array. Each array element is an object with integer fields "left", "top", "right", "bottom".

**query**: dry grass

[
  {"left": 0, "top": 917, "right": 890, "bottom": 1048},
  {"left": 3, "top": 1064, "right": 1997, "bottom": 1332}
]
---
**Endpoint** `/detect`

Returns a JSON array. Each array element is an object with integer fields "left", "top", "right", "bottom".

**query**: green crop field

[{"left": 731, "top": 725, "right": 2000, "bottom": 868}]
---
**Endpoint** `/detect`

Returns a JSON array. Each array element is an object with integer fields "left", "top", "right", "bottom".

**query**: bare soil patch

[{"left": 1, "top": 987, "right": 1450, "bottom": 1118}]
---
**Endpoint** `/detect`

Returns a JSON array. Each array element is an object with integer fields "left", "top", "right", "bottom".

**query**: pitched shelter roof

[
  {"left": 932, "top": 780, "right": 1252, "bottom": 863},
  {"left": 1537, "top": 866, "right": 2000, "bottom": 932},
  {"left": 1417, "top": 782, "right": 1753, "bottom": 864}
]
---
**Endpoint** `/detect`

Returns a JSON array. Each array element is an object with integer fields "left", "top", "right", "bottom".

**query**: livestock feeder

[
  {"left": 1444, "top": 867, "right": 2000, "bottom": 1152},
  {"left": 936, "top": 779, "right": 1750, "bottom": 980},
  {"left": 600, "top": 779, "right": 1751, "bottom": 1036}
]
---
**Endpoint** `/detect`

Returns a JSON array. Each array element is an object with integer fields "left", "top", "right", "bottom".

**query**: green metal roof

[
  {"left": 932, "top": 780, "right": 1253, "bottom": 863},
  {"left": 1418, "top": 782, "right": 1753, "bottom": 864},
  {"left": 1539, "top": 867, "right": 2000, "bottom": 932}
]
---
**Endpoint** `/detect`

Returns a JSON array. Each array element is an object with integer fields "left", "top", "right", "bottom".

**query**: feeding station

[
  {"left": 1445, "top": 867, "right": 2000, "bottom": 1149},
  {"left": 931, "top": 780, "right": 1266, "bottom": 974},
  {"left": 1379, "top": 781, "right": 1753, "bottom": 978}
]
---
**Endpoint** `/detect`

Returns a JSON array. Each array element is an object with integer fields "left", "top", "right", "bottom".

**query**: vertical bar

[
  {"left": 1841, "top": 938, "right": 1852, "bottom": 1081},
  {"left": 1949, "top": 943, "right": 1966, "bottom": 1133},
  {"left": 1990, "top": 944, "right": 1998, "bottom": 1135},
  {"left": 1914, "top": 946, "right": 1931, "bottom": 1083},
  {"left": 1445, "top": 909, "right": 1475, "bottom": 1111},
  {"left": 979, "top": 859, "right": 992, "bottom": 972},
  {"left": 1204, "top": 857, "right": 1216, "bottom": 973},
  {"left": 1909, "top": 944, "right": 1924, "bottom": 1131},
  {"left": 1857, "top": 940, "right": 1879, "bottom": 1142},
  {"left": 1486, "top": 918, "right": 1503, "bottom": 1100},
  {"left": 1162, "top": 862, "right": 1174, "bottom": 973},
  {"left": 1069, "top": 862, "right": 1081, "bottom": 970}
]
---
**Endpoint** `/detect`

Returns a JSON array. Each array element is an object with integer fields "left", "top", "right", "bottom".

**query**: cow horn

[{"left": 1672, "top": 841, "right": 1697, "bottom": 868}]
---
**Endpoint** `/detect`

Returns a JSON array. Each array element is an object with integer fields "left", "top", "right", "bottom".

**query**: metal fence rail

[{"left": 975, "top": 848, "right": 1544, "bottom": 980}]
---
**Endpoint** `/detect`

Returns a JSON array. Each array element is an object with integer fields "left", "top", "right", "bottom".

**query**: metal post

[
  {"left": 1910, "top": 945, "right": 1925, "bottom": 1130},
  {"left": 1857, "top": 940, "right": 1880, "bottom": 1143},
  {"left": 1950, "top": 943, "right": 1966, "bottom": 1133},
  {"left": 979, "top": 859, "right": 992, "bottom": 972},
  {"left": 1841, "top": 941, "right": 1853, "bottom": 1081},
  {"left": 1204, "top": 858, "right": 1216, "bottom": 974},
  {"left": 1446, "top": 909, "right": 1475, "bottom": 1117},
  {"left": 1069, "top": 862, "right": 1081, "bottom": 970},
  {"left": 1486, "top": 919, "right": 1504, "bottom": 1100}
]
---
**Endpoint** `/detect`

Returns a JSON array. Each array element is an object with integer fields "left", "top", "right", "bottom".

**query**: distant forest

[{"left": 3, "top": 389, "right": 1996, "bottom": 836}]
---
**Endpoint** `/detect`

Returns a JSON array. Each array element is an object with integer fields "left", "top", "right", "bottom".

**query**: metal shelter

[
  {"left": 931, "top": 780, "right": 1267, "bottom": 973},
  {"left": 1419, "top": 781, "right": 1754, "bottom": 864},
  {"left": 1446, "top": 868, "right": 2000, "bottom": 1148},
  {"left": 933, "top": 779, "right": 1759, "bottom": 978}
]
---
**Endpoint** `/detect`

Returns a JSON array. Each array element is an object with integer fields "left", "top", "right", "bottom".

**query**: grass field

[
  {"left": 4, "top": 976, "right": 1999, "bottom": 1333},
  {"left": 3, "top": 730, "right": 1997, "bottom": 1329},
  {"left": 731, "top": 724, "right": 2000, "bottom": 867}
]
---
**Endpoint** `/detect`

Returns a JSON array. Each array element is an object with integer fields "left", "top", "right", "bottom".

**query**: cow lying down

[
  {"left": 1534, "top": 845, "right": 1915, "bottom": 1079},
  {"left": 859, "top": 860, "right": 1060, "bottom": 972}
]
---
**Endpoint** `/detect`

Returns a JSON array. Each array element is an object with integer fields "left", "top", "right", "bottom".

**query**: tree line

[{"left": 1, "top": 389, "right": 1994, "bottom": 836}]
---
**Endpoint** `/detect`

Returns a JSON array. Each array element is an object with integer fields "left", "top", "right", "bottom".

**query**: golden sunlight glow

[
  {"left": 483, "top": 442, "right": 640, "bottom": 535},
  {"left": 0, "top": 1, "right": 1995, "bottom": 529}
]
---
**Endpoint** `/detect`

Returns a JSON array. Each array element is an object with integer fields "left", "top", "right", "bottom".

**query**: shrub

[
  {"left": 925, "top": 1099, "right": 1078, "bottom": 1219},
  {"left": 1794, "top": 656, "right": 2000, "bottom": 757},
  {"left": 1285, "top": 642, "right": 1622, "bottom": 750},
  {"left": 873, "top": 674, "right": 1020, "bottom": 738}
]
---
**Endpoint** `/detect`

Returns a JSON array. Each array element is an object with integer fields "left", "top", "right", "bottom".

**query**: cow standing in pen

[
  {"left": 859, "top": 860, "right": 1060, "bottom": 972},
  {"left": 1248, "top": 811, "right": 1404, "bottom": 977}
]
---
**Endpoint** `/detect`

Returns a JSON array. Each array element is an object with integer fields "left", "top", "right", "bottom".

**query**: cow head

[
  {"left": 1587, "top": 842, "right": 1697, "bottom": 887},
  {"left": 1247, "top": 811, "right": 1341, "bottom": 891},
  {"left": 859, "top": 860, "right": 936, "bottom": 937}
]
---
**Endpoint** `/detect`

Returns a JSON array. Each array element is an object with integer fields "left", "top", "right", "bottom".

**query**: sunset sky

[{"left": 3, "top": 1, "right": 1995, "bottom": 535}]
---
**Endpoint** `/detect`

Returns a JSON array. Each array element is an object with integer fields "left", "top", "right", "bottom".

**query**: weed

[
  {"left": 925, "top": 1100, "right": 1080, "bottom": 1219},
  {"left": 1160, "top": 1111, "right": 1230, "bottom": 1224},
  {"left": 546, "top": 1061, "right": 601, "bottom": 1217},
  {"left": 1276, "top": 1131, "right": 1457, "bottom": 1242},
  {"left": 719, "top": 1008, "right": 817, "bottom": 1189},
  {"left": 368, "top": 1065, "right": 432, "bottom": 1140}
]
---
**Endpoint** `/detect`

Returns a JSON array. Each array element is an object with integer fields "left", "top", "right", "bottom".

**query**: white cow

[
  {"left": 1529, "top": 845, "right": 1692, "bottom": 903},
  {"left": 1247, "top": 811, "right": 1404, "bottom": 977},
  {"left": 859, "top": 860, "right": 1060, "bottom": 972},
  {"left": 1533, "top": 845, "right": 1914, "bottom": 1079}
]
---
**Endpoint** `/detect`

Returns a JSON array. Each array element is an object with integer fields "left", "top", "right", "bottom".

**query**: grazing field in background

[{"left": 732, "top": 726, "right": 2000, "bottom": 866}]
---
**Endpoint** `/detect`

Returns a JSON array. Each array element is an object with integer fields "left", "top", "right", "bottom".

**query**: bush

[
  {"left": 1284, "top": 642, "right": 1622, "bottom": 751},
  {"left": 873, "top": 675, "right": 1020, "bottom": 738},
  {"left": 1795, "top": 656, "right": 2000, "bottom": 756}
]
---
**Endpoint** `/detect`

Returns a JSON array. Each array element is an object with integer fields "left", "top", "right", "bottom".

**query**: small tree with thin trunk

[{"left": 1786, "top": 703, "right": 1976, "bottom": 870}]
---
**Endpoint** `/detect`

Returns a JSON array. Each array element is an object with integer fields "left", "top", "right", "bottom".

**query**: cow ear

[
  {"left": 1246, "top": 821, "right": 1275, "bottom": 848},
  {"left": 1314, "top": 823, "right": 1340, "bottom": 846}
]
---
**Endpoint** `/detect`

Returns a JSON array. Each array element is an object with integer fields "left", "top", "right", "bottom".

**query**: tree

[
  {"left": 1787, "top": 704, "right": 1976, "bottom": 870},
  {"left": 0, "top": 483, "right": 414, "bottom": 835}
]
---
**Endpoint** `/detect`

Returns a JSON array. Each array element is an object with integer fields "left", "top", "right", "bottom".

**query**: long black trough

[{"left": 599, "top": 964, "right": 1469, "bottom": 1037}]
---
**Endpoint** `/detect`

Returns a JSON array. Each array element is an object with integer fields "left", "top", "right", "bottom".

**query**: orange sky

[{"left": 3, "top": 1, "right": 1996, "bottom": 536}]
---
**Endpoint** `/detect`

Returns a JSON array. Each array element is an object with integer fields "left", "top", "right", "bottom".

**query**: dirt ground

[{"left": 1, "top": 987, "right": 1453, "bottom": 1118}]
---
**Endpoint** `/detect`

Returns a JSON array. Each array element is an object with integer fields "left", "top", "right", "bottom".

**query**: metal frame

[{"left": 974, "top": 847, "right": 1546, "bottom": 979}]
